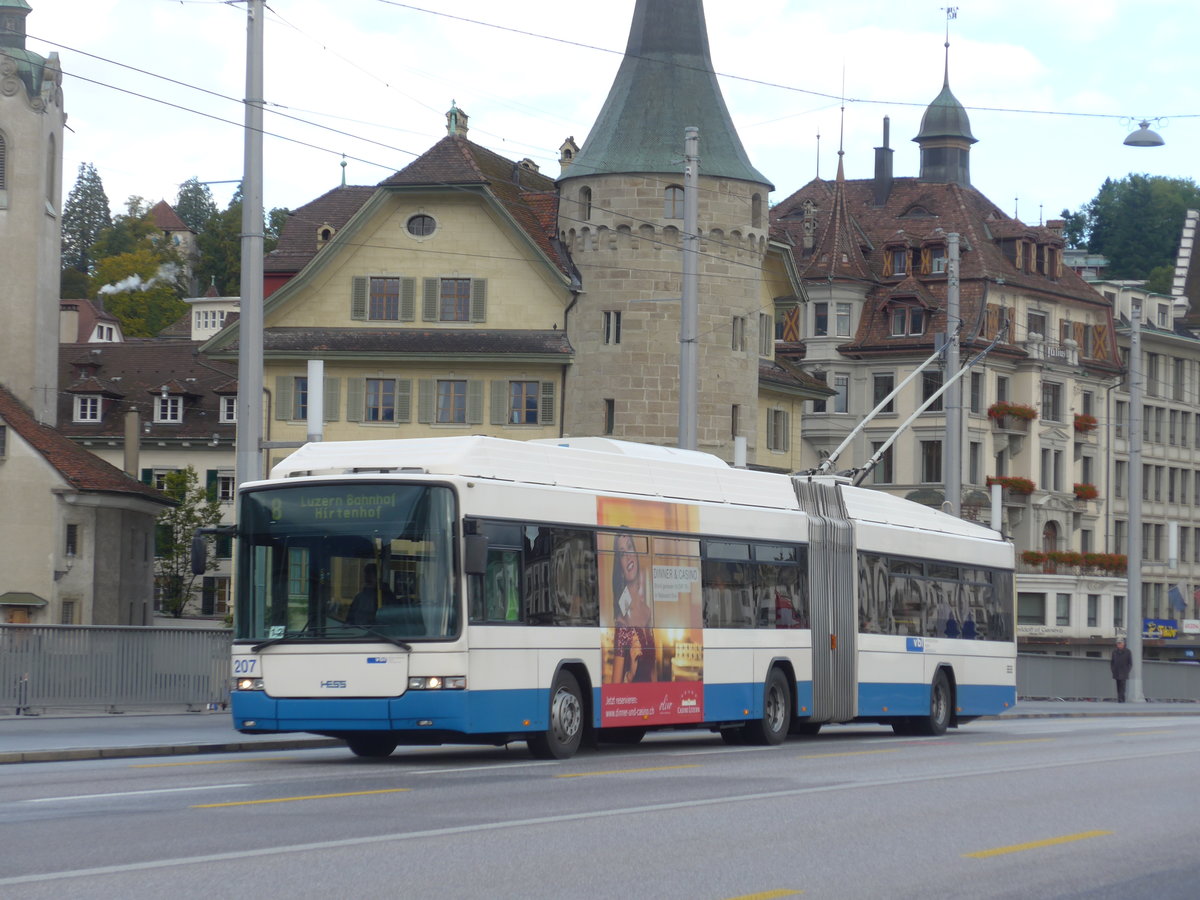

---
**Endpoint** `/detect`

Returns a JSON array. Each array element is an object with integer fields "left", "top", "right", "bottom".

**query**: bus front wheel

[
  {"left": 744, "top": 668, "right": 791, "bottom": 746},
  {"left": 529, "top": 670, "right": 584, "bottom": 760},
  {"left": 345, "top": 735, "right": 398, "bottom": 758}
]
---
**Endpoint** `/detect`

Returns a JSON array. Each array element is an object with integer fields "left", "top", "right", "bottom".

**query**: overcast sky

[{"left": 31, "top": 0, "right": 1198, "bottom": 226}]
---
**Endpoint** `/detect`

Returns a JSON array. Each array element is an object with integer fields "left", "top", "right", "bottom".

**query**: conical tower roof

[{"left": 564, "top": 0, "right": 770, "bottom": 187}]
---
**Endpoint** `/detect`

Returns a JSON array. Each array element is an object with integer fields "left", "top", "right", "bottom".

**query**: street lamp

[{"left": 1124, "top": 120, "right": 1165, "bottom": 148}]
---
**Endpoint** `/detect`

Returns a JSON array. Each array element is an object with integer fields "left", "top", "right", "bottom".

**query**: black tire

[
  {"left": 528, "top": 670, "right": 585, "bottom": 759},
  {"left": 720, "top": 726, "right": 747, "bottom": 745},
  {"left": 598, "top": 726, "right": 646, "bottom": 745},
  {"left": 914, "top": 671, "right": 952, "bottom": 736},
  {"left": 744, "top": 668, "right": 792, "bottom": 746},
  {"left": 345, "top": 735, "right": 398, "bottom": 758}
]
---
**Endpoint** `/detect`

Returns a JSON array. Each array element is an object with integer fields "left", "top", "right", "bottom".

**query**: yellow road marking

[
  {"left": 795, "top": 749, "right": 900, "bottom": 760},
  {"left": 193, "top": 788, "right": 410, "bottom": 808},
  {"left": 976, "top": 739, "right": 1055, "bottom": 746},
  {"left": 556, "top": 764, "right": 700, "bottom": 778},
  {"left": 964, "top": 830, "right": 1112, "bottom": 859},
  {"left": 132, "top": 758, "right": 290, "bottom": 768},
  {"left": 727, "top": 891, "right": 803, "bottom": 899}
]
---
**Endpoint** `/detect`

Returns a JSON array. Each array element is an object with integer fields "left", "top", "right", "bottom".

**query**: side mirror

[
  {"left": 463, "top": 533, "right": 489, "bottom": 576},
  {"left": 190, "top": 531, "right": 209, "bottom": 576}
]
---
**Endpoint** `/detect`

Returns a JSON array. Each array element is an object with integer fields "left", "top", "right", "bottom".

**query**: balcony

[{"left": 988, "top": 402, "right": 1037, "bottom": 434}]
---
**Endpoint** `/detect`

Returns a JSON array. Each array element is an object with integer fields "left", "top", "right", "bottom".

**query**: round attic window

[{"left": 407, "top": 214, "right": 436, "bottom": 237}]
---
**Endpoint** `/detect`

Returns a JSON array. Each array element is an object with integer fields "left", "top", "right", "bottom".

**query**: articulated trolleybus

[{"left": 225, "top": 436, "right": 1015, "bottom": 759}]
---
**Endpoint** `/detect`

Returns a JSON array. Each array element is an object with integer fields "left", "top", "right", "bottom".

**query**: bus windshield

[{"left": 235, "top": 483, "right": 459, "bottom": 643}]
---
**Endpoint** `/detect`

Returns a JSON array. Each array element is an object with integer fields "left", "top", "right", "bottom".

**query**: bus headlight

[
  {"left": 408, "top": 676, "right": 466, "bottom": 690},
  {"left": 234, "top": 677, "right": 265, "bottom": 691}
]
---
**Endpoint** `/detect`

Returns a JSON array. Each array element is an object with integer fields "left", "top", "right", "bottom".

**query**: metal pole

[
  {"left": 236, "top": 0, "right": 266, "bottom": 487},
  {"left": 679, "top": 126, "right": 699, "bottom": 451},
  {"left": 1126, "top": 297, "right": 1145, "bottom": 702},
  {"left": 944, "top": 232, "right": 962, "bottom": 516}
]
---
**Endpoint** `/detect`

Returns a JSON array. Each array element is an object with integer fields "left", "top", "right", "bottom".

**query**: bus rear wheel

[
  {"left": 744, "top": 668, "right": 791, "bottom": 746},
  {"left": 345, "top": 735, "right": 398, "bottom": 758},
  {"left": 528, "top": 670, "right": 584, "bottom": 760},
  {"left": 914, "top": 671, "right": 951, "bottom": 736}
]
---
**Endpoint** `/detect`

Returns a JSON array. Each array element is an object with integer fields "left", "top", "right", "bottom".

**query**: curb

[{"left": 0, "top": 736, "right": 340, "bottom": 766}]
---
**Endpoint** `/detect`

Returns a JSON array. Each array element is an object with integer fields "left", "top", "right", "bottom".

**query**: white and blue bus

[{"left": 224, "top": 436, "right": 1015, "bottom": 759}]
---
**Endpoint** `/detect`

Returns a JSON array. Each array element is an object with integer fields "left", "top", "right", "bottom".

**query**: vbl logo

[{"left": 320, "top": 680, "right": 347, "bottom": 689}]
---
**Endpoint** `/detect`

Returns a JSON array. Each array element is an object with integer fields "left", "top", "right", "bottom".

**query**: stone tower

[
  {"left": 0, "top": 0, "right": 64, "bottom": 425},
  {"left": 558, "top": 0, "right": 773, "bottom": 461}
]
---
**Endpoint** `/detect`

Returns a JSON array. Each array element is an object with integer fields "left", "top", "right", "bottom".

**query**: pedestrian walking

[{"left": 1111, "top": 638, "right": 1133, "bottom": 702}]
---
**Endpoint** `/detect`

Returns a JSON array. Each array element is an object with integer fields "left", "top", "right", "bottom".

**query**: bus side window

[{"left": 485, "top": 549, "right": 522, "bottom": 623}]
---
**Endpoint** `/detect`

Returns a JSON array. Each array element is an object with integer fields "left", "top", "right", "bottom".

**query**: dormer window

[
  {"left": 889, "top": 303, "right": 925, "bottom": 337},
  {"left": 883, "top": 246, "right": 909, "bottom": 277},
  {"left": 219, "top": 396, "right": 237, "bottom": 423},
  {"left": 923, "top": 245, "right": 947, "bottom": 275},
  {"left": 74, "top": 395, "right": 102, "bottom": 423},
  {"left": 317, "top": 225, "right": 335, "bottom": 245},
  {"left": 156, "top": 394, "right": 183, "bottom": 423}
]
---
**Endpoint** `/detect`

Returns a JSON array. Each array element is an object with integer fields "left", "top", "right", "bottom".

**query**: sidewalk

[{"left": 2, "top": 700, "right": 1198, "bottom": 765}]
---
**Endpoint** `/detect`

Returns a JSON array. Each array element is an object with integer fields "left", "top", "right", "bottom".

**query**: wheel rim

[
  {"left": 550, "top": 686, "right": 582, "bottom": 745},
  {"left": 932, "top": 680, "right": 948, "bottom": 727},
  {"left": 765, "top": 681, "right": 786, "bottom": 733}
]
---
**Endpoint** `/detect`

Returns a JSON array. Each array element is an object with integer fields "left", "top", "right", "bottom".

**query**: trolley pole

[
  {"left": 236, "top": 0, "right": 266, "bottom": 487},
  {"left": 679, "top": 126, "right": 700, "bottom": 451}
]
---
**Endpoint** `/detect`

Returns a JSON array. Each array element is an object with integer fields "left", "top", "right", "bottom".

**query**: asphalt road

[{"left": 2, "top": 714, "right": 1199, "bottom": 899}]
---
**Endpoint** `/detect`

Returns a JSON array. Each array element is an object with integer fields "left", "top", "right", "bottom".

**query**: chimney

[
  {"left": 1046, "top": 219, "right": 1065, "bottom": 238},
  {"left": 873, "top": 116, "right": 894, "bottom": 207}
]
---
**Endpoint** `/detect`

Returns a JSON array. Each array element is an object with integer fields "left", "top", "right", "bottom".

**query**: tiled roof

[
  {"left": 214, "top": 328, "right": 574, "bottom": 359},
  {"left": 759, "top": 358, "right": 835, "bottom": 397},
  {"left": 773, "top": 176, "right": 1123, "bottom": 371},
  {"left": 0, "top": 382, "right": 170, "bottom": 504},
  {"left": 381, "top": 135, "right": 569, "bottom": 275},
  {"left": 57, "top": 341, "right": 238, "bottom": 442},
  {"left": 150, "top": 200, "right": 190, "bottom": 233},
  {"left": 263, "top": 185, "right": 376, "bottom": 274},
  {"left": 59, "top": 298, "right": 120, "bottom": 343}
]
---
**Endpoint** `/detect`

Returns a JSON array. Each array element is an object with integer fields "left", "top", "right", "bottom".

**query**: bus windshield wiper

[
  {"left": 350, "top": 626, "right": 412, "bottom": 651},
  {"left": 251, "top": 622, "right": 325, "bottom": 652}
]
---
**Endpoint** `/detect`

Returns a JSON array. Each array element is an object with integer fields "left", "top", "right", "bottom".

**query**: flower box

[
  {"left": 1074, "top": 413, "right": 1098, "bottom": 434},
  {"left": 987, "top": 401, "right": 1038, "bottom": 422},
  {"left": 1073, "top": 482, "right": 1099, "bottom": 501},
  {"left": 987, "top": 475, "right": 1035, "bottom": 495}
]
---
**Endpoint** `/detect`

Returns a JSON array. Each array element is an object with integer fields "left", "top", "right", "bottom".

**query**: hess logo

[{"left": 320, "top": 680, "right": 347, "bottom": 689}]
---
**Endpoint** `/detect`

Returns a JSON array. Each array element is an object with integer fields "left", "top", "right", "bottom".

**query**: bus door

[{"left": 792, "top": 479, "right": 857, "bottom": 723}]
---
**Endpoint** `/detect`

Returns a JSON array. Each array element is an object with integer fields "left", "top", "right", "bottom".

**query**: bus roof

[{"left": 267, "top": 436, "right": 1003, "bottom": 542}]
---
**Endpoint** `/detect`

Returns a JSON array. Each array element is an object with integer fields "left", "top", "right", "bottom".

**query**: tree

[
  {"left": 92, "top": 249, "right": 188, "bottom": 336},
  {"left": 60, "top": 162, "right": 112, "bottom": 273},
  {"left": 90, "top": 197, "right": 188, "bottom": 335},
  {"left": 1063, "top": 175, "right": 1200, "bottom": 280},
  {"left": 154, "top": 467, "right": 224, "bottom": 618},
  {"left": 194, "top": 185, "right": 289, "bottom": 295},
  {"left": 174, "top": 176, "right": 218, "bottom": 233}
]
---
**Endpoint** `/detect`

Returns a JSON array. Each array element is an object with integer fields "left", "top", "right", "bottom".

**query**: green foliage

[
  {"left": 1064, "top": 175, "right": 1200, "bottom": 280},
  {"left": 1145, "top": 264, "right": 1174, "bottom": 296},
  {"left": 174, "top": 177, "right": 218, "bottom": 233},
  {"left": 60, "top": 268, "right": 89, "bottom": 300},
  {"left": 60, "top": 162, "right": 112, "bottom": 273},
  {"left": 154, "top": 467, "right": 225, "bottom": 618},
  {"left": 92, "top": 249, "right": 187, "bottom": 337},
  {"left": 194, "top": 184, "right": 289, "bottom": 295}
]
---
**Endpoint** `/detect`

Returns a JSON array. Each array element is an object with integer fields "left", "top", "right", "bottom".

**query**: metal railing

[
  {"left": 1, "top": 625, "right": 231, "bottom": 714},
  {"left": 4, "top": 626, "right": 1198, "bottom": 714},
  {"left": 1017, "top": 653, "right": 1200, "bottom": 702}
]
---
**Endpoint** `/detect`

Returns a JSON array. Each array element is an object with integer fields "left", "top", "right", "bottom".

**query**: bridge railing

[{"left": 1, "top": 624, "right": 230, "bottom": 714}]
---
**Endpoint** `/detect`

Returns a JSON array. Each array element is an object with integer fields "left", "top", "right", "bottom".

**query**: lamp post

[
  {"left": 1125, "top": 296, "right": 1145, "bottom": 703},
  {"left": 1120, "top": 118, "right": 1163, "bottom": 701}
]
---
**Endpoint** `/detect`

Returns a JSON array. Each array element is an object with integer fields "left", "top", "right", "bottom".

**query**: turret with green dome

[{"left": 913, "top": 43, "right": 977, "bottom": 187}]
